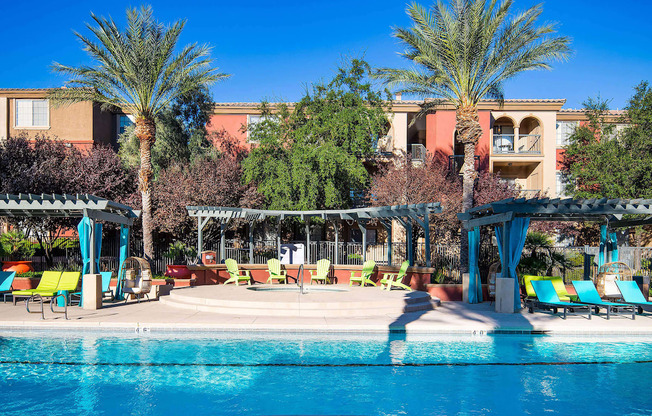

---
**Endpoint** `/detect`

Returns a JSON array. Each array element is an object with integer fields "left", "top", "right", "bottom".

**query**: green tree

[
  {"left": 50, "top": 6, "right": 227, "bottom": 262},
  {"left": 375, "top": 0, "right": 570, "bottom": 270},
  {"left": 118, "top": 86, "right": 216, "bottom": 175},
  {"left": 563, "top": 82, "right": 652, "bottom": 199},
  {"left": 242, "top": 59, "right": 391, "bottom": 210}
]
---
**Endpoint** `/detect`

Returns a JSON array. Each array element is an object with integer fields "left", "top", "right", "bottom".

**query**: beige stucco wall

[
  {"left": 8, "top": 98, "right": 94, "bottom": 144},
  {"left": 490, "top": 110, "right": 558, "bottom": 197},
  {"left": 0, "top": 97, "right": 7, "bottom": 141},
  {"left": 389, "top": 111, "right": 408, "bottom": 152}
]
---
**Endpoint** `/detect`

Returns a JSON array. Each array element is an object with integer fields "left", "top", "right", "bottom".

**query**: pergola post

[
  {"left": 197, "top": 216, "right": 203, "bottom": 264},
  {"left": 305, "top": 218, "right": 310, "bottom": 264},
  {"left": 277, "top": 220, "right": 282, "bottom": 261},
  {"left": 424, "top": 212, "right": 431, "bottom": 267},
  {"left": 379, "top": 219, "right": 392, "bottom": 266},
  {"left": 220, "top": 222, "right": 226, "bottom": 263},
  {"left": 357, "top": 220, "right": 368, "bottom": 262},
  {"left": 406, "top": 221, "right": 414, "bottom": 266},
  {"left": 334, "top": 222, "right": 339, "bottom": 265},
  {"left": 249, "top": 221, "right": 254, "bottom": 264}
]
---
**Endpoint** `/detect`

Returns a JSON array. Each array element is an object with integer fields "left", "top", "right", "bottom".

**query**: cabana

[
  {"left": 458, "top": 197, "right": 652, "bottom": 312},
  {"left": 0, "top": 193, "right": 140, "bottom": 301},
  {"left": 186, "top": 203, "right": 442, "bottom": 267}
]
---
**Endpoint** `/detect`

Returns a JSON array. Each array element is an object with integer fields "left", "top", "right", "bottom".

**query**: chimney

[{"left": 395, "top": 92, "right": 402, "bottom": 101}]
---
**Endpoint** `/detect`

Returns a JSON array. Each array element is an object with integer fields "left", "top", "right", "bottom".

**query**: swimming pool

[{"left": 1, "top": 331, "right": 651, "bottom": 415}]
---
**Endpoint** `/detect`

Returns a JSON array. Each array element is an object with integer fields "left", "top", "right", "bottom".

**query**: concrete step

[{"left": 160, "top": 292, "right": 439, "bottom": 318}]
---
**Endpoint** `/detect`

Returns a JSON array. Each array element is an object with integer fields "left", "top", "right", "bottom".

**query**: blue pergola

[
  {"left": 0, "top": 193, "right": 140, "bottom": 300},
  {"left": 187, "top": 203, "right": 443, "bottom": 266},
  {"left": 458, "top": 197, "right": 652, "bottom": 311}
]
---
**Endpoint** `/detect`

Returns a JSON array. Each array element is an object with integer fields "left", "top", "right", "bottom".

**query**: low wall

[
  {"left": 427, "top": 284, "right": 490, "bottom": 301},
  {"left": 188, "top": 264, "right": 435, "bottom": 291}
]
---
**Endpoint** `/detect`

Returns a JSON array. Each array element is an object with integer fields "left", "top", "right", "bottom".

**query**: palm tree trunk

[
  {"left": 135, "top": 117, "right": 156, "bottom": 263},
  {"left": 456, "top": 105, "right": 483, "bottom": 274}
]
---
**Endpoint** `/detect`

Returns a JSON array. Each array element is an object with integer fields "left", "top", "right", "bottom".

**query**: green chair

[
  {"left": 12, "top": 271, "right": 62, "bottom": 305},
  {"left": 224, "top": 259, "right": 252, "bottom": 285},
  {"left": 309, "top": 259, "right": 331, "bottom": 284},
  {"left": 523, "top": 275, "right": 577, "bottom": 302},
  {"left": 350, "top": 260, "right": 376, "bottom": 287},
  {"left": 0, "top": 271, "right": 16, "bottom": 303},
  {"left": 266, "top": 259, "right": 287, "bottom": 284},
  {"left": 379, "top": 260, "right": 411, "bottom": 291}
]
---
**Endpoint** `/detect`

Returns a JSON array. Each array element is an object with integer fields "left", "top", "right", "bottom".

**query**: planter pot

[
  {"left": 2, "top": 260, "right": 34, "bottom": 274},
  {"left": 165, "top": 264, "right": 192, "bottom": 279}
]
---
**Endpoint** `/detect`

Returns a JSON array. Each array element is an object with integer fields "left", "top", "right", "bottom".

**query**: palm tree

[
  {"left": 51, "top": 6, "right": 228, "bottom": 262},
  {"left": 376, "top": 0, "right": 570, "bottom": 270}
]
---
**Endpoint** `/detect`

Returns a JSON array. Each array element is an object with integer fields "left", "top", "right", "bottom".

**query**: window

[
  {"left": 15, "top": 99, "right": 49, "bottom": 128},
  {"left": 247, "top": 114, "right": 266, "bottom": 142},
  {"left": 118, "top": 114, "right": 134, "bottom": 135},
  {"left": 556, "top": 171, "right": 568, "bottom": 197},
  {"left": 603, "top": 123, "right": 628, "bottom": 141},
  {"left": 556, "top": 121, "right": 578, "bottom": 147}
]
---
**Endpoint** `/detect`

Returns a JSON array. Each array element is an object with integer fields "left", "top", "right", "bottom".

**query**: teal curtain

[
  {"left": 495, "top": 217, "right": 530, "bottom": 312},
  {"left": 115, "top": 226, "right": 129, "bottom": 301},
  {"left": 599, "top": 225, "right": 607, "bottom": 268},
  {"left": 77, "top": 218, "right": 102, "bottom": 275},
  {"left": 467, "top": 226, "right": 483, "bottom": 304},
  {"left": 609, "top": 231, "right": 618, "bottom": 263}
]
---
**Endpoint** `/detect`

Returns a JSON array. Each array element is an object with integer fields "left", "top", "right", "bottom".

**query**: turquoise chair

[
  {"left": 572, "top": 280, "right": 636, "bottom": 320},
  {"left": 529, "top": 280, "right": 591, "bottom": 320},
  {"left": 0, "top": 271, "right": 16, "bottom": 303},
  {"left": 616, "top": 280, "right": 652, "bottom": 315}
]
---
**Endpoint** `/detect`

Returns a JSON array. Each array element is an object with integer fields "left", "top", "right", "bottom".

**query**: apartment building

[
  {"left": 0, "top": 88, "right": 119, "bottom": 148},
  {"left": 209, "top": 98, "right": 625, "bottom": 198}
]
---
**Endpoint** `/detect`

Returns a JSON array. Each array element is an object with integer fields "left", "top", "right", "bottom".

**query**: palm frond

[
  {"left": 376, "top": 0, "right": 571, "bottom": 108},
  {"left": 50, "top": 5, "right": 229, "bottom": 119}
]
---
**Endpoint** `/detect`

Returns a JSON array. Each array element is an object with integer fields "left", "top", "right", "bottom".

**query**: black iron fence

[{"left": 5, "top": 234, "right": 652, "bottom": 281}]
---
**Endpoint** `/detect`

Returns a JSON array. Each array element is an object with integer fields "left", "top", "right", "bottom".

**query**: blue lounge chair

[
  {"left": 70, "top": 271, "right": 115, "bottom": 305},
  {"left": 572, "top": 280, "right": 636, "bottom": 320},
  {"left": 529, "top": 280, "right": 591, "bottom": 320},
  {"left": 616, "top": 280, "right": 652, "bottom": 315},
  {"left": 0, "top": 271, "right": 16, "bottom": 303}
]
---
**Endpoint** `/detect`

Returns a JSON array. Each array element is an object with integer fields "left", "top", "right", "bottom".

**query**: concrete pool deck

[{"left": 0, "top": 285, "right": 651, "bottom": 335}]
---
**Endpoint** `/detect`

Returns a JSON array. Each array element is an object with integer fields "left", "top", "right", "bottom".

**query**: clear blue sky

[{"left": 1, "top": 0, "right": 650, "bottom": 109}]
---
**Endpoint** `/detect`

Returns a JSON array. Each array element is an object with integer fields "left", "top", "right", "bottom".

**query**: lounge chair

[
  {"left": 309, "top": 259, "right": 331, "bottom": 284},
  {"left": 571, "top": 280, "right": 636, "bottom": 320},
  {"left": 12, "top": 271, "right": 62, "bottom": 305},
  {"left": 379, "top": 260, "right": 412, "bottom": 291},
  {"left": 523, "top": 275, "right": 578, "bottom": 302},
  {"left": 0, "top": 271, "right": 16, "bottom": 303},
  {"left": 224, "top": 258, "right": 251, "bottom": 285},
  {"left": 350, "top": 260, "right": 376, "bottom": 287},
  {"left": 266, "top": 259, "right": 287, "bottom": 284},
  {"left": 70, "top": 271, "right": 114, "bottom": 305},
  {"left": 616, "top": 280, "right": 652, "bottom": 315},
  {"left": 529, "top": 280, "right": 591, "bottom": 319}
]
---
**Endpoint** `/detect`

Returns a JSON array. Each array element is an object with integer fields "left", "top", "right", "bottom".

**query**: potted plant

[
  {"left": 163, "top": 241, "right": 197, "bottom": 279},
  {"left": 0, "top": 231, "right": 36, "bottom": 274}
]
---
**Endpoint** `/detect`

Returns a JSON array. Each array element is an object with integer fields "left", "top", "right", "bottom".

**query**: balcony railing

[
  {"left": 411, "top": 143, "right": 427, "bottom": 162},
  {"left": 493, "top": 134, "right": 541, "bottom": 154}
]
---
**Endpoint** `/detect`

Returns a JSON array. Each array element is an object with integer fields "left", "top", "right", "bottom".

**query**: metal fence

[{"left": 5, "top": 234, "right": 652, "bottom": 281}]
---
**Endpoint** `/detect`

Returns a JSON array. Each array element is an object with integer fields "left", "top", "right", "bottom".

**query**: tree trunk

[
  {"left": 135, "top": 117, "right": 156, "bottom": 263},
  {"left": 456, "top": 105, "right": 483, "bottom": 274}
]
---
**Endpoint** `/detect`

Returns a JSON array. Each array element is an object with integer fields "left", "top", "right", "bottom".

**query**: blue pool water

[{"left": 1, "top": 331, "right": 651, "bottom": 415}]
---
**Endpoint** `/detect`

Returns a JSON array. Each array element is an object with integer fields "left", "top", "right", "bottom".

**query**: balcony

[
  {"left": 448, "top": 155, "right": 480, "bottom": 173},
  {"left": 410, "top": 144, "right": 427, "bottom": 163},
  {"left": 493, "top": 134, "right": 541, "bottom": 155}
]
